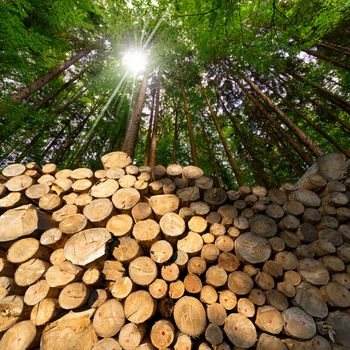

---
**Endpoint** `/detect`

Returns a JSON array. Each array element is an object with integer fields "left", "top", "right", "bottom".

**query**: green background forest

[{"left": 1, "top": 0, "right": 349, "bottom": 188}]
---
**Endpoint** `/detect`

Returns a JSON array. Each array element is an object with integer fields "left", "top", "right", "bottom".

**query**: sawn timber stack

[{"left": 0, "top": 151, "right": 349, "bottom": 349}]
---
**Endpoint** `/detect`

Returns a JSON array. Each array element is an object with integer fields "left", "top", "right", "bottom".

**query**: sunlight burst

[{"left": 122, "top": 48, "right": 148, "bottom": 74}]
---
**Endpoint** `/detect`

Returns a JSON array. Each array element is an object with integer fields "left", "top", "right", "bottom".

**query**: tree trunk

[
  {"left": 304, "top": 49, "right": 350, "bottom": 71},
  {"left": 122, "top": 72, "right": 149, "bottom": 159},
  {"left": 200, "top": 125, "right": 224, "bottom": 188},
  {"left": 144, "top": 87, "right": 156, "bottom": 166},
  {"left": 33, "top": 69, "right": 85, "bottom": 110},
  {"left": 233, "top": 77, "right": 314, "bottom": 165},
  {"left": 289, "top": 71, "right": 350, "bottom": 114},
  {"left": 149, "top": 78, "right": 161, "bottom": 167},
  {"left": 11, "top": 48, "right": 93, "bottom": 103},
  {"left": 180, "top": 85, "right": 199, "bottom": 166},
  {"left": 240, "top": 71, "right": 322, "bottom": 157},
  {"left": 199, "top": 85, "right": 243, "bottom": 186},
  {"left": 267, "top": 83, "right": 350, "bottom": 158},
  {"left": 172, "top": 103, "right": 179, "bottom": 164},
  {"left": 318, "top": 41, "right": 350, "bottom": 57},
  {"left": 41, "top": 123, "right": 69, "bottom": 159}
]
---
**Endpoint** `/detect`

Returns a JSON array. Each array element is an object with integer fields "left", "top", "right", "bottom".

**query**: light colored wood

[
  {"left": 132, "top": 202, "right": 153, "bottom": 222},
  {"left": 320, "top": 281, "right": 350, "bottom": 307},
  {"left": 58, "top": 282, "right": 89, "bottom": 309},
  {"left": 5, "top": 174, "right": 33, "bottom": 192},
  {"left": 184, "top": 273, "right": 202, "bottom": 294},
  {"left": 150, "top": 240, "right": 173, "bottom": 264},
  {"left": 71, "top": 167, "right": 93, "bottom": 180},
  {"left": 190, "top": 201, "right": 210, "bottom": 216},
  {"left": 2, "top": 163, "right": 26, "bottom": 178},
  {"left": 124, "top": 290, "right": 156, "bottom": 323},
  {"left": 15, "top": 258, "right": 50, "bottom": 286},
  {"left": 149, "top": 194, "right": 180, "bottom": 216},
  {"left": 174, "top": 296, "right": 207, "bottom": 337},
  {"left": 219, "top": 289, "right": 237, "bottom": 310},
  {"left": 38, "top": 173, "right": 55, "bottom": 185},
  {"left": 30, "top": 298, "right": 58, "bottom": 326},
  {"left": 235, "top": 232, "right": 271, "bottom": 264},
  {"left": 149, "top": 278, "right": 168, "bottom": 299},
  {"left": 249, "top": 288, "right": 266, "bottom": 306},
  {"left": 224, "top": 313, "right": 257, "bottom": 348},
  {"left": 282, "top": 307, "right": 316, "bottom": 340},
  {"left": 88, "top": 288, "right": 108, "bottom": 308},
  {"left": 200, "top": 285, "right": 218, "bottom": 304},
  {"left": 92, "top": 299, "right": 125, "bottom": 337},
  {"left": 45, "top": 261, "right": 83, "bottom": 287},
  {"left": 0, "top": 276, "right": 24, "bottom": 298},
  {"left": 207, "top": 302, "right": 227, "bottom": 325},
  {"left": 64, "top": 228, "right": 111, "bottom": 266},
  {"left": 82, "top": 267, "right": 100, "bottom": 285},
  {"left": 119, "top": 174, "right": 137, "bottom": 188},
  {"left": 75, "top": 193, "right": 93, "bottom": 207},
  {"left": 161, "top": 262, "right": 180, "bottom": 282},
  {"left": 52, "top": 204, "right": 78, "bottom": 222},
  {"left": 167, "top": 164, "right": 183, "bottom": 177},
  {"left": 255, "top": 306, "right": 283, "bottom": 334},
  {"left": 55, "top": 168, "right": 72, "bottom": 178},
  {"left": 169, "top": 280, "right": 185, "bottom": 299},
  {"left": 188, "top": 215, "right": 207, "bottom": 233},
  {"left": 102, "top": 151, "right": 132, "bottom": 169},
  {"left": 187, "top": 256, "right": 206, "bottom": 275},
  {"left": 62, "top": 192, "right": 78, "bottom": 204},
  {"left": 112, "top": 236, "right": 141, "bottom": 263},
  {"left": 92, "top": 338, "right": 122, "bottom": 350},
  {"left": 129, "top": 256, "right": 157, "bottom": 286},
  {"left": 91, "top": 178, "right": 119, "bottom": 197},
  {"left": 118, "top": 323, "right": 146, "bottom": 350},
  {"left": 102, "top": 260, "right": 125, "bottom": 281},
  {"left": 257, "top": 333, "right": 288, "bottom": 350},
  {"left": 49, "top": 248, "right": 66, "bottom": 265},
  {"left": 0, "top": 320, "right": 36, "bottom": 350},
  {"left": 218, "top": 252, "right": 240, "bottom": 272},
  {"left": 112, "top": 188, "right": 141, "bottom": 212},
  {"left": 24, "top": 279, "right": 58, "bottom": 306},
  {"left": 177, "top": 231, "right": 203, "bottom": 255},
  {"left": 177, "top": 186, "right": 201, "bottom": 206},
  {"left": 201, "top": 243, "right": 220, "bottom": 262},
  {"left": 174, "top": 333, "right": 192, "bottom": 350},
  {"left": 7, "top": 237, "right": 50, "bottom": 263},
  {"left": 255, "top": 271, "right": 275, "bottom": 290},
  {"left": 151, "top": 319, "right": 175, "bottom": 349},
  {"left": 111, "top": 276, "right": 133, "bottom": 299},
  {"left": 132, "top": 219, "right": 160, "bottom": 248},
  {"left": 83, "top": 198, "right": 114, "bottom": 224},
  {"left": 0, "top": 204, "right": 53, "bottom": 242},
  {"left": 59, "top": 213, "right": 87, "bottom": 234},
  {"left": 206, "top": 265, "right": 227, "bottom": 287},
  {"left": 52, "top": 178, "right": 72, "bottom": 195},
  {"left": 159, "top": 212, "right": 186, "bottom": 243},
  {"left": 0, "top": 192, "right": 24, "bottom": 209},
  {"left": 237, "top": 298, "right": 255, "bottom": 318},
  {"left": 266, "top": 289, "right": 289, "bottom": 311},
  {"left": 39, "top": 192, "right": 62, "bottom": 211},
  {"left": 106, "top": 167, "right": 125, "bottom": 179},
  {"left": 0, "top": 295, "right": 26, "bottom": 332},
  {"left": 106, "top": 214, "right": 133, "bottom": 237},
  {"left": 228, "top": 271, "right": 254, "bottom": 295},
  {"left": 41, "top": 308, "right": 97, "bottom": 350}
]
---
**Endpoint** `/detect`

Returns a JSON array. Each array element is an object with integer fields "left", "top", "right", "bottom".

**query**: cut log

[
  {"left": 91, "top": 178, "right": 119, "bottom": 198},
  {"left": 119, "top": 174, "right": 137, "bottom": 188},
  {"left": 166, "top": 164, "right": 183, "bottom": 177},
  {"left": 149, "top": 194, "right": 180, "bottom": 216},
  {"left": 237, "top": 297, "right": 255, "bottom": 318},
  {"left": 92, "top": 299, "right": 125, "bottom": 337},
  {"left": 320, "top": 281, "right": 350, "bottom": 307},
  {"left": 0, "top": 204, "right": 53, "bottom": 242},
  {"left": 5, "top": 174, "right": 33, "bottom": 192},
  {"left": 7, "top": 237, "right": 50, "bottom": 263},
  {"left": 249, "top": 214, "right": 277, "bottom": 237},
  {"left": 101, "top": 151, "right": 132, "bottom": 169},
  {"left": 203, "top": 188, "right": 227, "bottom": 208},
  {"left": 45, "top": 261, "right": 83, "bottom": 288},
  {"left": 71, "top": 167, "right": 93, "bottom": 180},
  {"left": 30, "top": 298, "right": 58, "bottom": 326},
  {"left": 205, "top": 265, "right": 227, "bottom": 287},
  {"left": 326, "top": 311, "right": 350, "bottom": 347},
  {"left": 88, "top": 289, "right": 108, "bottom": 308},
  {"left": 106, "top": 214, "right": 133, "bottom": 237},
  {"left": 64, "top": 228, "right": 111, "bottom": 266},
  {"left": 40, "top": 309, "right": 97, "bottom": 350},
  {"left": 83, "top": 198, "right": 113, "bottom": 224},
  {"left": 52, "top": 204, "right": 78, "bottom": 222},
  {"left": 0, "top": 192, "right": 24, "bottom": 209},
  {"left": 151, "top": 319, "right": 175, "bottom": 349},
  {"left": 0, "top": 320, "right": 36, "bottom": 350},
  {"left": 129, "top": 256, "right": 157, "bottom": 286},
  {"left": 132, "top": 219, "right": 160, "bottom": 248},
  {"left": 224, "top": 313, "right": 257, "bottom": 348},
  {"left": 24, "top": 279, "right": 58, "bottom": 306},
  {"left": 173, "top": 296, "right": 207, "bottom": 337},
  {"left": 92, "top": 338, "right": 122, "bottom": 350},
  {"left": 150, "top": 240, "right": 173, "bottom": 264},
  {"left": 257, "top": 333, "right": 288, "bottom": 350},
  {"left": 52, "top": 178, "right": 73, "bottom": 195},
  {"left": 201, "top": 244, "right": 220, "bottom": 262},
  {"left": 124, "top": 290, "right": 156, "bottom": 323},
  {"left": 184, "top": 273, "right": 202, "bottom": 294},
  {"left": 15, "top": 258, "right": 50, "bottom": 286},
  {"left": 205, "top": 323, "right": 223, "bottom": 346},
  {"left": 161, "top": 262, "right": 180, "bottom": 282},
  {"left": 188, "top": 215, "right": 207, "bottom": 233},
  {"left": 112, "top": 236, "right": 141, "bottom": 263},
  {"left": 102, "top": 260, "right": 125, "bottom": 281},
  {"left": 255, "top": 306, "right": 283, "bottom": 334},
  {"left": 111, "top": 276, "right": 133, "bottom": 299},
  {"left": 2, "top": 163, "right": 26, "bottom": 178},
  {"left": 282, "top": 307, "right": 316, "bottom": 340},
  {"left": 106, "top": 167, "right": 125, "bottom": 179},
  {"left": 187, "top": 256, "right": 207, "bottom": 275},
  {"left": 177, "top": 187, "right": 201, "bottom": 206},
  {"left": 290, "top": 189, "right": 321, "bottom": 207},
  {"left": 112, "top": 188, "right": 141, "bottom": 212},
  {"left": 177, "top": 231, "right": 203, "bottom": 255},
  {"left": 228, "top": 271, "right": 254, "bottom": 295},
  {"left": 159, "top": 212, "right": 186, "bottom": 243},
  {"left": 82, "top": 267, "right": 100, "bottom": 285},
  {"left": 235, "top": 232, "right": 272, "bottom": 264},
  {"left": 0, "top": 295, "right": 26, "bottom": 332},
  {"left": 174, "top": 333, "right": 192, "bottom": 350},
  {"left": 266, "top": 289, "right": 289, "bottom": 311},
  {"left": 118, "top": 323, "right": 146, "bottom": 350},
  {"left": 59, "top": 213, "right": 87, "bottom": 234},
  {"left": 55, "top": 169, "right": 72, "bottom": 178},
  {"left": 58, "top": 282, "right": 89, "bottom": 309},
  {"left": 149, "top": 278, "right": 168, "bottom": 299}
]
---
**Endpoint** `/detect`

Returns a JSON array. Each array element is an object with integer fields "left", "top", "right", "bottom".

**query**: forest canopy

[{"left": 0, "top": 0, "right": 349, "bottom": 188}]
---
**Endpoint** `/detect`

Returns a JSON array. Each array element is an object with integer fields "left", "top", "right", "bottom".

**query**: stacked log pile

[{"left": 0, "top": 151, "right": 349, "bottom": 350}]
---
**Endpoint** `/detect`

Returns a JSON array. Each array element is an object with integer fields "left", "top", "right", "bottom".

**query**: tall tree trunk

[
  {"left": 172, "top": 103, "right": 179, "bottom": 164},
  {"left": 220, "top": 99, "right": 270, "bottom": 187},
  {"left": 41, "top": 123, "right": 69, "bottom": 159},
  {"left": 33, "top": 69, "right": 85, "bottom": 110},
  {"left": 180, "top": 85, "right": 199, "bottom": 166},
  {"left": 149, "top": 78, "right": 161, "bottom": 167},
  {"left": 304, "top": 49, "right": 350, "bottom": 71},
  {"left": 11, "top": 48, "right": 94, "bottom": 103},
  {"left": 289, "top": 71, "right": 350, "bottom": 114},
  {"left": 264, "top": 81, "right": 350, "bottom": 158},
  {"left": 318, "top": 41, "right": 350, "bottom": 57},
  {"left": 122, "top": 72, "right": 149, "bottom": 158},
  {"left": 199, "top": 85, "right": 243, "bottom": 186},
  {"left": 144, "top": 87, "right": 156, "bottom": 166},
  {"left": 52, "top": 99, "right": 102, "bottom": 163},
  {"left": 239, "top": 71, "right": 322, "bottom": 157},
  {"left": 200, "top": 124, "right": 223, "bottom": 188},
  {"left": 233, "top": 77, "right": 314, "bottom": 165}
]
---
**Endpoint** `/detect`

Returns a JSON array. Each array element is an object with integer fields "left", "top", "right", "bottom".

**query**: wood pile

[{"left": 0, "top": 151, "right": 349, "bottom": 349}]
